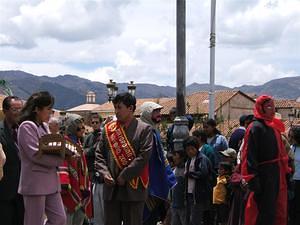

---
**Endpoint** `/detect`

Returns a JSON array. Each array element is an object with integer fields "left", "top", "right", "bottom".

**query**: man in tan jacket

[{"left": 95, "top": 93, "right": 153, "bottom": 225}]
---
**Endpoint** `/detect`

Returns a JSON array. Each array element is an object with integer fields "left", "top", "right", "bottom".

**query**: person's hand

[
  {"left": 117, "top": 176, "right": 126, "bottom": 186},
  {"left": 104, "top": 174, "right": 115, "bottom": 186},
  {"left": 240, "top": 178, "right": 248, "bottom": 190}
]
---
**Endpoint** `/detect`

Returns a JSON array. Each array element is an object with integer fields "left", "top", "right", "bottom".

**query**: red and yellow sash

[{"left": 105, "top": 120, "right": 149, "bottom": 189}]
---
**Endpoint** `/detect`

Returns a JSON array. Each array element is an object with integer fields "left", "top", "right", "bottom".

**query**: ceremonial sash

[{"left": 105, "top": 121, "right": 149, "bottom": 189}]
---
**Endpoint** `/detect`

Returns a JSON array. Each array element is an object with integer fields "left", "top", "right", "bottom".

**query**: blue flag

[{"left": 143, "top": 129, "right": 177, "bottom": 222}]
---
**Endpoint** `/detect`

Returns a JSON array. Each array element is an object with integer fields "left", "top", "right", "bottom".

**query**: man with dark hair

[
  {"left": 0, "top": 96, "right": 24, "bottom": 225},
  {"left": 83, "top": 112, "right": 104, "bottom": 225},
  {"left": 229, "top": 115, "right": 253, "bottom": 151},
  {"left": 95, "top": 93, "right": 153, "bottom": 225},
  {"left": 183, "top": 136, "right": 214, "bottom": 225},
  {"left": 192, "top": 129, "right": 215, "bottom": 169},
  {"left": 166, "top": 107, "right": 177, "bottom": 152}
]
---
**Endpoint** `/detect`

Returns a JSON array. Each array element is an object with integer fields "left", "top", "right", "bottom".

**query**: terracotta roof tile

[
  {"left": 160, "top": 90, "right": 248, "bottom": 115},
  {"left": 274, "top": 99, "right": 300, "bottom": 109},
  {"left": 93, "top": 97, "right": 174, "bottom": 116}
]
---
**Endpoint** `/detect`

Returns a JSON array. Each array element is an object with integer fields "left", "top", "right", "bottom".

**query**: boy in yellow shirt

[{"left": 213, "top": 162, "right": 232, "bottom": 225}]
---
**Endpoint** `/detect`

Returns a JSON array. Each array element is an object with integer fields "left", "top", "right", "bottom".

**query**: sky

[{"left": 0, "top": 0, "right": 299, "bottom": 87}]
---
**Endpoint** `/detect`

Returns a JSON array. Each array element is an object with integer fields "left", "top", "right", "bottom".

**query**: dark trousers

[
  {"left": 290, "top": 180, "right": 300, "bottom": 225},
  {"left": 0, "top": 194, "right": 24, "bottom": 225},
  {"left": 104, "top": 200, "right": 144, "bottom": 225},
  {"left": 186, "top": 194, "right": 205, "bottom": 225}
]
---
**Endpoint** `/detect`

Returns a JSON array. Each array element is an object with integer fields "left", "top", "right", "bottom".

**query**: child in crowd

[
  {"left": 213, "top": 162, "right": 233, "bottom": 225},
  {"left": 220, "top": 148, "right": 237, "bottom": 166},
  {"left": 171, "top": 150, "right": 186, "bottom": 225},
  {"left": 183, "top": 136, "right": 213, "bottom": 225}
]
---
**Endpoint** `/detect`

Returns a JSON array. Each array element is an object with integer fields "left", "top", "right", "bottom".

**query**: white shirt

[{"left": 187, "top": 156, "right": 196, "bottom": 194}]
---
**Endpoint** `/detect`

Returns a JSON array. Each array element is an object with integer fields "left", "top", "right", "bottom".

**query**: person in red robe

[{"left": 241, "top": 95, "right": 291, "bottom": 225}]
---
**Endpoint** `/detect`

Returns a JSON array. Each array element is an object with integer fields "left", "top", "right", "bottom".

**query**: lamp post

[
  {"left": 106, "top": 79, "right": 116, "bottom": 102},
  {"left": 127, "top": 81, "right": 136, "bottom": 96},
  {"left": 106, "top": 80, "right": 136, "bottom": 102},
  {"left": 173, "top": 0, "right": 189, "bottom": 152},
  {"left": 113, "top": 82, "right": 118, "bottom": 98}
]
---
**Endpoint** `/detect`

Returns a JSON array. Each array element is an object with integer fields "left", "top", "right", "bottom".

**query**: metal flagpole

[{"left": 209, "top": 0, "right": 216, "bottom": 119}]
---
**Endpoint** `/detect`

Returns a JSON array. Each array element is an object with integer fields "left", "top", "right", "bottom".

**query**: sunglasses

[
  {"left": 76, "top": 126, "right": 85, "bottom": 131},
  {"left": 91, "top": 121, "right": 99, "bottom": 124}
]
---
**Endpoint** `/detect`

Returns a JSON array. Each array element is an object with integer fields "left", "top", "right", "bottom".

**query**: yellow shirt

[{"left": 213, "top": 175, "right": 228, "bottom": 204}]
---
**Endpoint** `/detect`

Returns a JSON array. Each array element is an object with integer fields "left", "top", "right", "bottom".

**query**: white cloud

[
  {"left": 228, "top": 59, "right": 298, "bottom": 86},
  {"left": 0, "top": 0, "right": 133, "bottom": 48},
  {"left": 218, "top": 0, "right": 300, "bottom": 48},
  {"left": 0, "top": 0, "right": 299, "bottom": 89}
]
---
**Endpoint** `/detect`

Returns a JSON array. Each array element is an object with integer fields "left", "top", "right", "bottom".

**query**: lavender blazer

[{"left": 18, "top": 121, "right": 63, "bottom": 195}]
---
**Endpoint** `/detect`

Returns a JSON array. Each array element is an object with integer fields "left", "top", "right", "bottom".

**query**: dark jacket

[
  {"left": 83, "top": 129, "right": 102, "bottom": 182},
  {"left": 229, "top": 127, "right": 246, "bottom": 151},
  {"left": 185, "top": 151, "right": 213, "bottom": 205},
  {"left": 0, "top": 121, "right": 21, "bottom": 200}
]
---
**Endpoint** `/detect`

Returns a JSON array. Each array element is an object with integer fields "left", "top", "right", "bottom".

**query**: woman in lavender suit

[{"left": 17, "top": 91, "right": 66, "bottom": 225}]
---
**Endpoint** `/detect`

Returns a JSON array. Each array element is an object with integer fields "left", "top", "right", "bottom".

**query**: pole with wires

[{"left": 209, "top": 0, "right": 216, "bottom": 119}]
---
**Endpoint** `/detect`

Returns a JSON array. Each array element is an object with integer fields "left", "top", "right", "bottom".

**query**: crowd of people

[{"left": 0, "top": 91, "right": 299, "bottom": 225}]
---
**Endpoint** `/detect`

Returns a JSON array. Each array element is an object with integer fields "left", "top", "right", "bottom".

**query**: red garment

[
  {"left": 241, "top": 95, "right": 290, "bottom": 225},
  {"left": 254, "top": 95, "right": 285, "bottom": 133},
  {"left": 58, "top": 136, "right": 92, "bottom": 218}
]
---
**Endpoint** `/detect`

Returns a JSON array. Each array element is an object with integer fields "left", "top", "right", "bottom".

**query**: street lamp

[
  {"left": 106, "top": 79, "right": 115, "bottom": 102},
  {"left": 106, "top": 80, "right": 136, "bottom": 102},
  {"left": 113, "top": 84, "right": 118, "bottom": 98},
  {"left": 127, "top": 81, "right": 136, "bottom": 96}
]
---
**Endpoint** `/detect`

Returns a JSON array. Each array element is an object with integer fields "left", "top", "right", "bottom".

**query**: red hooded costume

[{"left": 241, "top": 95, "right": 290, "bottom": 225}]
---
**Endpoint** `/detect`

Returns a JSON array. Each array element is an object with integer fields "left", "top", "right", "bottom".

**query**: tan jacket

[
  {"left": 213, "top": 175, "right": 228, "bottom": 204},
  {"left": 95, "top": 117, "right": 153, "bottom": 201}
]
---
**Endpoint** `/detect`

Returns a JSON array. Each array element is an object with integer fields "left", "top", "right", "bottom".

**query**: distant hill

[
  {"left": 0, "top": 70, "right": 299, "bottom": 109},
  {"left": 187, "top": 82, "right": 230, "bottom": 94},
  {"left": 237, "top": 76, "right": 300, "bottom": 99}
]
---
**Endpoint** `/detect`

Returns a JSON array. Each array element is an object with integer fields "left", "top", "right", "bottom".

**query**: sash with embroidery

[{"left": 105, "top": 120, "right": 149, "bottom": 189}]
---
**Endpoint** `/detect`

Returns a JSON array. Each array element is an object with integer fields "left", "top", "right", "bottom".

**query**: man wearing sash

[{"left": 95, "top": 93, "right": 153, "bottom": 225}]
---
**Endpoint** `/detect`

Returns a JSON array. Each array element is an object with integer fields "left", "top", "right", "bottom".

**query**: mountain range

[{"left": 0, "top": 70, "right": 299, "bottom": 110}]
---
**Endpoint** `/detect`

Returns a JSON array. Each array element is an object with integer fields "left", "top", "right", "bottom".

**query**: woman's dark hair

[
  {"left": 112, "top": 92, "right": 136, "bottom": 112},
  {"left": 203, "top": 118, "right": 221, "bottom": 135},
  {"left": 291, "top": 126, "right": 300, "bottom": 145},
  {"left": 19, "top": 91, "right": 54, "bottom": 123},
  {"left": 192, "top": 129, "right": 207, "bottom": 144},
  {"left": 183, "top": 136, "right": 200, "bottom": 150}
]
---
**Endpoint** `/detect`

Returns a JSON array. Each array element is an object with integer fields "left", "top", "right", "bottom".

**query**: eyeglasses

[
  {"left": 10, "top": 108, "right": 22, "bottom": 113},
  {"left": 76, "top": 126, "right": 85, "bottom": 131},
  {"left": 91, "top": 121, "right": 99, "bottom": 124}
]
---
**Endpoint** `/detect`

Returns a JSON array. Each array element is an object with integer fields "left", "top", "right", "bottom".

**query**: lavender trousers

[{"left": 23, "top": 192, "right": 66, "bottom": 225}]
